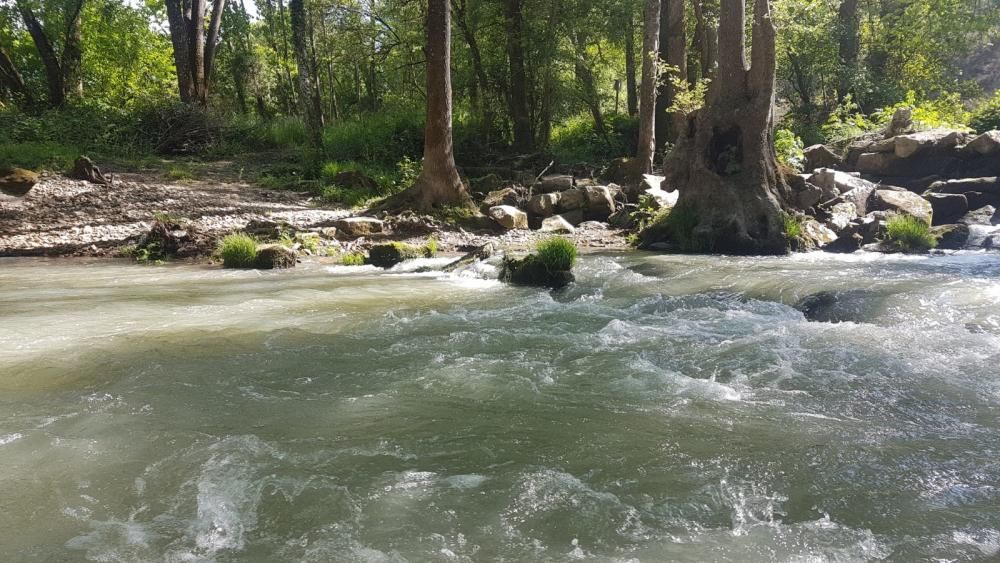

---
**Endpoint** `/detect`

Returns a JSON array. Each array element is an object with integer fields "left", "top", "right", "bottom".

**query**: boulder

[
  {"left": 540, "top": 215, "right": 576, "bottom": 233},
  {"left": 925, "top": 193, "right": 968, "bottom": 226},
  {"left": 967, "top": 131, "right": 1000, "bottom": 156},
  {"left": 794, "top": 180, "right": 824, "bottom": 210},
  {"left": 244, "top": 219, "right": 289, "bottom": 239},
  {"left": 799, "top": 219, "right": 838, "bottom": 249},
  {"left": 856, "top": 152, "right": 898, "bottom": 175},
  {"left": 885, "top": 107, "right": 914, "bottom": 137},
  {"left": 868, "top": 189, "right": 933, "bottom": 224},
  {"left": 499, "top": 255, "right": 574, "bottom": 289},
  {"left": 927, "top": 177, "right": 1000, "bottom": 197},
  {"left": 839, "top": 182, "right": 879, "bottom": 216},
  {"left": 958, "top": 205, "right": 998, "bottom": 226},
  {"left": 559, "top": 209, "right": 585, "bottom": 226},
  {"left": 481, "top": 187, "right": 522, "bottom": 209},
  {"left": 367, "top": 242, "right": 426, "bottom": 268},
  {"left": 893, "top": 129, "right": 965, "bottom": 158},
  {"left": 535, "top": 175, "right": 574, "bottom": 194},
  {"left": 803, "top": 144, "right": 841, "bottom": 171},
  {"left": 0, "top": 168, "right": 39, "bottom": 197},
  {"left": 582, "top": 185, "right": 616, "bottom": 220},
  {"left": 827, "top": 202, "right": 859, "bottom": 230},
  {"left": 556, "top": 188, "right": 586, "bottom": 212},
  {"left": 488, "top": 205, "right": 528, "bottom": 230},
  {"left": 254, "top": 245, "right": 297, "bottom": 269},
  {"left": 931, "top": 224, "right": 970, "bottom": 250},
  {"left": 332, "top": 217, "right": 385, "bottom": 237},
  {"left": 527, "top": 192, "right": 561, "bottom": 217}
]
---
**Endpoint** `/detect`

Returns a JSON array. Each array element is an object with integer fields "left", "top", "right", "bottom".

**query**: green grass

[
  {"left": 535, "top": 237, "right": 578, "bottom": 271},
  {"left": 218, "top": 233, "right": 259, "bottom": 268},
  {"left": 165, "top": 163, "right": 195, "bottom": 181},
  {"left": 783, "top": 213, "right": 803, "bottom": 240},
  {"left": 0, "top": 141, "right": 81, "bottom": 171},
  {"left": 884, "top": 214, "right": 937, "bottom": 253},
  {"left": 339, "top": 251, "right": 366, "bottom": 266}
]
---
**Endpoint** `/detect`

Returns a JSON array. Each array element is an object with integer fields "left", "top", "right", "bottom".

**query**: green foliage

[
  {"left": 550, "top": 113, "right": 638, "bottom": 163},
  {"left": 323, "top": 108, "right": 425, "bottom": 164},
  {"left": 820, "top": 95, "right": 879, "bottom": 142},
  {"left": 218, "top": 233, "right": 259, "bottom": 268},
  {"left": 872, "top": 91, "right": 970, "bottom": 131},
  {"left": 535, "top": 237, "right": 578, "bottom": 271},
  {"left": 775, "top": 129, "right": 806, "bottom": 171},
  {"left": 663, "top": 65, "right": 709, "bottom": 116},
  {"left": 424, "top": 236, "right": 439, "bottom": 256},
  {"left": 340, "top": 252, "right": 366, "bottom": 266},
  {"left": 971, "top": 91, "right": 1000, "bottom": 133},
  {"left": 0, "top": 141, "right": 80, "bottom": 171},
  {"left": 884, "top": 214, "right": 937, "bottom": 253},
  {"left": 783, "top": 213, "right": 803, "bottom": 240},
  {"left": 165, "top": 164, "right": 196, "bottom": 182}
]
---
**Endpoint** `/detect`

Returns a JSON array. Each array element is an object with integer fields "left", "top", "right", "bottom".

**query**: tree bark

[
  {"left": 17, "top": 2, "right": 65, "bottom": 107},
  {"left": 625, "top": 13, "right": 639, "bottom": 116},
  {"left": 378, "top": 0, "right": 472, "bottom": 212},
  {"left": 0, "top": 45, "right": 31, "bottom": 106},
  {"left": 290, "top": 0, "right": 324, "bottom": 149},
  {"left": 572, "top": 33, "right": 607, "bottom": 140},
  {"left": 836, "top": 0, "right": 859, "bottom": 101},
  {"left": 636, "top": 0, "right": 662, "bottom": 174},
  {"left": 165, "top": 0, "right": 194, "bottom": 102},
  {"left": 165, "top": 0, "right": 227, "bottom": 104},
  {"left": 655, "top": 0, "right": 686, "bottom": 147},
  {"left": 62, "top": 0, "right": 85, "bottom": 98},
  {"left": 501, "top": 0, "right": 534, "bottom": 152},
  {"left": 692, "top": 0, "right": 716, "bottom": 79},
  {"left": 658, "top": 0, "right": 790, "bottom": 255}
]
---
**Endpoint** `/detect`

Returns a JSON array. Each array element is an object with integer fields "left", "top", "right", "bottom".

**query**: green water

[{"left": 1, "top": 252, "right": 998, "bottom": 561}]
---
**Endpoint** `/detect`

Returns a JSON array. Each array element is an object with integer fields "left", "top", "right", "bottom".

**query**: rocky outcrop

[
  {"left": 868, "top": 189, "right": 933, "bottom": 225},
  {"left": 0, "top": 168, "right": 39, "bottom": 197},
  {"left": 925, "top": 193, "right": 968, "bottom": 225}
]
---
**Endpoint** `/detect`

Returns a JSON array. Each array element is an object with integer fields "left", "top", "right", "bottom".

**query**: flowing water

[{"left": 1, "top": 252, "right": 999, "bottom": 562}]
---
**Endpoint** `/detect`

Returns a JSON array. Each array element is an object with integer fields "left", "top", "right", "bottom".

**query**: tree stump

[{"left": 71, "top": 156, "right": 111, "bottom": 185}]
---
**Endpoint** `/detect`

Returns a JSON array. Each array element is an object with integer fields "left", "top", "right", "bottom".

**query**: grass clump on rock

[
  {"left": 884, "top": 214, "right": 937, "bottom": 253},
  {"left": 340, "top": 251, "right": 366, "bottom": 266},
  {"left": 500, "top": 237, "right": 578, "bottom": 289},
  {"left": 218, "top": 232, "right": 258, "bottom": 268}
]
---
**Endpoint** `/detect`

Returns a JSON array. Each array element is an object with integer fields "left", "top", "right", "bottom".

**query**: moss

[
  {"left": 339, "top": 251, "right": 366, "bottom": 266},
  {"left": 884, "top": 214, "right": 937, "bottom": 253},
  {"left": 218, "top": 233, "right": 258, "bottom": 268},
  {"left": 367, "top": 242, "right": 425, "bottom": 268}
]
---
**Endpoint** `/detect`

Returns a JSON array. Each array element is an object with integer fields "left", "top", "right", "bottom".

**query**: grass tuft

[
  {"left": 884, "top": 214, "right": 937, "bottom": 253},
  {"left": 218, "top": 232, "right": 258, "bottom": 268},
  {"left": 535, "top": 237, "right": 578, "bottom": 271}
]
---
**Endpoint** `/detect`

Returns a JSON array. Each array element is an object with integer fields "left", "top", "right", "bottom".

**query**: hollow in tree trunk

[
  {"left": 377, "top": 0, "right": 473, "bottom": 213},
  {"left": 635, "top": 0, "right": 661, "bottom": 174},
  {"left": 659, "top": 0, "right": 791, "bottom": 255}
]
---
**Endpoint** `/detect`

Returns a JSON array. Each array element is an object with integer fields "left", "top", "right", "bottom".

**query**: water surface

[{"left": 1, "top": 252, "right": 999, "bottom": 561}]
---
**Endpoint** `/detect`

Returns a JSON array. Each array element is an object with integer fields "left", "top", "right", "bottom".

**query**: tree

[
  {"left": 0, "top": 44, "right": 30, "bottom": 106},
  {"left": 661, "top": 0, "right": 790, "bottom": 255},
  {"left": 378, "top": 0, "right": 473, "bottom": 212},
  {"left": 655, "top": 0, "right": 686, "bottom": 147},
  {"left": 635, "top": 0, "right": 661, "bottom": 174},
  {"left": 290, "top": 0, "right": 324, "bottom": 149},
  {"left": 501, "top": 0, "right": 533, "bottom": 152},
  {"left": 15, "top": 0, "right": 85, "bottom": 107},
  {"left": 624, "top": 12, "right": 638, "bottom": 116},
  {"left": 164, "top": 0, "right": 227, "bottom": 104}
]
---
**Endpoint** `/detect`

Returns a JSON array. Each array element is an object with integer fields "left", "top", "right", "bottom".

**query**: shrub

[
  {"left": 340, "top": 252, "right": 366, "bottom": 266},
  {"left": 970, "top": 91, "right": 1000, "bottom": 133},
  {"left": 535, "top": 237, "right": 578, "bottom": 271},
  {"left": 323, "top": 108, "right": 424, "bottom": 165},
  {"left": 550, "top": 113, "right": 637, "bottom": 163},
  {"left": 872, "top": 91, "right": 970, "bottom": 132},
  {"left": 884, "top": 214, "right": 937, "bottom": 253},
  {"left": 775, "top": 129, "right": 805, "bottom": 171},
  {"left": 218, "top": 233, "right": 259, "bottom": 268},
  {"left": 783, "top": 213, "right": 803, "bottom": 240}
]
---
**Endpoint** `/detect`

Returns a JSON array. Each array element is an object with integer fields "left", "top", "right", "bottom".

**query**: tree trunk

[
  {"left": 165, "top": 0, "right": 194, "bottom": 102},
  {"left": 453, "top": 0, "right": 494, "bottom": 141},
  {"left": 62, "top": 0, "right": 85, "bottom": 98},
  {"left": 625, "top": 13, "right": 639, "bottom": 116},
  {"left": 501, "top": 0, "right": 533, "bottom": 152},
  {"left": 0, "top": 45, "right": 31, "bottom": 106},
  {"left": 378, "top": 0, "right": 472, "bottom": 212},
  {"left": 636, "top": 0, "right": 661, "bottom": 174},
  {"left": 165, "top": 0, "right": 227, "bottom": 104},
  {"left": 659, "top": 0, "right": 790, "bottom": 255},
  {"left": 572, "top": 33, "right": 607, "bottom": 141},
  {"left": 655, "top": 0, "right": 685, "bottom": 147},
  {"left": 17, "top": 2, "right": 65, "bottom": 107},
  {"left": 692, "top": 0, "right": 716, "bottom": 79},
  {"left": 290, "top": 0, "right": 324, "bottom": 150},
  {"left": 836, "top": 0, "right": 859, "bottom": 101}
]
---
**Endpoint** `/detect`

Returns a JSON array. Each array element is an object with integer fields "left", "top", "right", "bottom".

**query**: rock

[
  {"left": 332, "top": 217, "right": 385, "bottom": 237},
  {"left": 925, "top": 193, "right": 968, "bottom": 226},
  {"left": 803, "top": 144, "right": 841, "bottom": 171},
  {"left": 559, "top": 209, "right": 585, "bottom": 226},
  {"left": 0, "top": 168, "right": 39, "bottom": 197},
  {"left": 958, "top": 205, "right": 998, "bottom": 226},
  {"left": 499, "top": 255, "right": 574, "bottom": 289},
  {"left": 582, "top": 185, "right": 616, "bottom": 220},
  {"left": 254, "top": 245, "right": 297, "bottom": 269},
  {"left": 601, "top": 157, "right": 639, "bottom": 185},
  {"left": 856, "top": 152, "right": 898, "bottom": 175},
  {"left": 481, "top": 187, "right": 522, "bottom": 209},
  {"left": 331, "top": 170, "right": 379, "bottom": 191},
  {"left": 796, "top": 290, "right": 884, "bottom": 324},
  {"left": 555, "top": 188, "right": 586, "bottom": 212},
  {"left": 527, "top": 192, "right": 561, "bottom": 217},
  {"left": 827, "top": 202, "right": 858, "bottom": 230},
  {"left": 839, "top": 181, "right": 879, "bottom": 216},
  {"left": 540, "top": 215, "right": 576, "bottom": 233},
  {"left": 535, "top": 175, "right": 574, "bottom": 194},
  {"left": 930, "top": 224, "right": 970, "bottom": 250},
  {"left": 608, "top": 205, "right": 638, "bottom": 229},
  {"left": 885, "top": 107, "right": 914, "bottom": 138},
  {"left": 793, "top": 180, "right": 824, "bottom": 210},
  {"left": 927, "top": 177, "right": 1000, "bottom": 196},
  {"left": 893, "top": 129, "right": 965, "bottom": 158},
  {"left": 967, "top": 131, "right": 1000, "bottom": 155},
  {"left": 367, "top": 242, "right": 426, "bottom": 268},
  {"left": 71, "top": 156, "right": 111, "bottom": 185},
  {"left": 799, "top": 219, "right": 838, "bottom": 248},
  {"left": 811, "top": 168, "right": 871, "bottom": 195},
  {"left": 488, "top": 205, "right": 528, "bottom": 230},
  {"left": 868, "top": 189, "right": 933, "bottom": 224},
  {"left": 244, "top": 219, "right": 288, "bottom": 239}
]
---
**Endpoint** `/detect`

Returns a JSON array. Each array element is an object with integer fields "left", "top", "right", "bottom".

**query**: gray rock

[
  {"left": 540, "top": 215, "right": 576, "bottom": 233},
  {"left": 930, "top": 224, "right": 970, "bottom": 250},
  {"left": 967, "top": 131, "right": 1000, "bottom": 155},
  {"left": 481, "top": 187, "right": 521, "bottom": 209},
  {"left": 582, "top": 185, "right": 616, "bottom": 220},
  {"left": 332, "top": 217, "right": 384, "bottom": 237},
  {"left": 828, "top": 202, "right": 859, "bottom": 230},
  {"left": 856, "top": 152, "right": 898, "bottom": 175},
  {"left": 535, "top": 175, "right": 574, "bottom": 194},
  {"left": 800, "top": 219, "right": 837, "bottom": 248},
  {"left": 885, "top": 107, "right": 914, "bottom": 137},
  {"left": 488, "top": 205, "right": 529, "bottom": 230},
  {"left": 868, "top": 189, "right": 933, "bottom": 224},
  {"left": 803, "top": 144, "right": 841, "bottom": 171},
  {"left": 893, "top": 129, "right": 965, "bottom": 158},
  {"left": 958, "top": 205, "right": 998, "bottom": 226},
  {"left": 254, "top": 245, "right": 297, "bottom": 269},
  {"left": 925, "top": 193, "right": 968, "bottom": 226},
  {"left": 927, "top": 177, "right": 1000, "bottom": 196},
  {"left": 556, "top": 188, "right": 586, "bottom": 212},
  {"left": 0, "top": 168, "right": 39, "bottom": 197},
  {"left": 527, "top": 192, "right": 560, "bottom": 217}
]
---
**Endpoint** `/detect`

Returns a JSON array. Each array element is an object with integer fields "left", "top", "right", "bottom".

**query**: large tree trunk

[
  {"left": 625, "top": 13, "right": 638, "bottom": 116},
  {"left": 692, "top": 0, "right": 717, "bottom": 79},
  {"left": 836, "top": 0, "right": 859, "bottom": 102},
  {"left": 501, "top": 0, "right": 534, "bottom": 152},
  {"left": 378, "top": 0, "right": 472, "bottom": 212},
  {"left": 290, "top": 0, "right": 324, "bottom": 149},
  {"left": 165, "top": 0, "right": 227, "bottom": 104},
  {"left": 572, "top": 33, "right": 607, "bottom": 141},
  {"left": 659, "top": 0, "right": 790, "bottom": 255},
  {"left": 17, "top": 2, "right": 65, "bottom": 107},
  {"left": 635, "top": 0, "right": 661, "bottom": 174},
  {"left": 655, "top": 0, "right": 685, "bottom": 147},
  {"left": 62, "top": 0, "right": 85, "bottom": 98}
]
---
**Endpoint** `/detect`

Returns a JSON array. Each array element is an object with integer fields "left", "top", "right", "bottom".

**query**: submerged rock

[
  {"left": 795, "top": 289, "right": 883, "bottom": 324},
  {"left": 255, "top": 245, "right": 297, "bottom": 269},
  {"left": 367, "top": 242, "right": 428, "bottom": 268},
  {"left": 499, "top": 255, "right": 574, "bottom": 289}
]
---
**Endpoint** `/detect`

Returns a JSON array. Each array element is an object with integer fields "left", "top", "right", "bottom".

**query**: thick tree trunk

[
  {"left": 165, "top": 0, "right": 194, "bottom": 102},
  {"left": 62, "top": 0, "right": 85, "bottom": 98},
  {"left": 378, "top": 0, "right": 472, "bottom": 212},
  {"left": 659, "top": 0, "right": 790, "bottom": 255},
  {"left": 625, "top": 14, "right": 639, "bottom": 116},
  {"left": 837, "top": 0, "right": 859, "bottom": 101},
  {"left": 636, "top": 0, "right": 662, "bottom": 173},
  {"left": 290, "top": 0, "right": 324, "bottom": 149},
  {"left": 165, "top": 0, "right": 227, "bottom": 104},
  {"left": 501, "top": 0, "right": 534, "bottom": 152},
  {"left": 655, "top": 0, "right": 686, "bottom": 147},
  {"left": 692, "top": 0, "right": 716, "bottom": 79},
  {"left": 17, "top": 2, "right": 65, "bottom": 107}
]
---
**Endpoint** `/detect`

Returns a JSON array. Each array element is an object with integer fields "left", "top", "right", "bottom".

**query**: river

[{"left": 1, "top": 252, "right": 998, "bottom": 561}]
